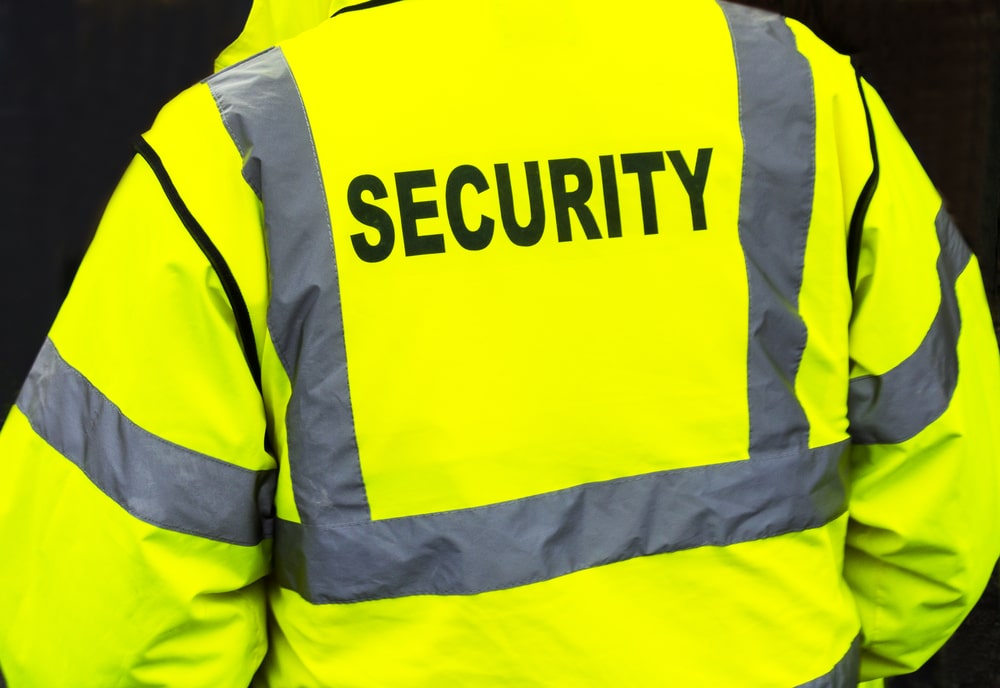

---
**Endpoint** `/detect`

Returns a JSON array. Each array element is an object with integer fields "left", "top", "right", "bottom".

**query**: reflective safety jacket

[{"left": 2, "top": 1, "right": 1000, "bottom": 686}]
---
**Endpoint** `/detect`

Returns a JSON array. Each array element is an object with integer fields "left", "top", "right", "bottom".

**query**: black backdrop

[
  {"left": 0, "top": 0, "right": 250, "bottom": 414},
  {"left": 1, "top": 1, "right": 997, "bottom": 685}
]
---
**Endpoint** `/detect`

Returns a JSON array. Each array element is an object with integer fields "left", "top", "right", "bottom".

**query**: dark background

[{"left": 0, "top": 1, "right": 997, "bottom": 685}]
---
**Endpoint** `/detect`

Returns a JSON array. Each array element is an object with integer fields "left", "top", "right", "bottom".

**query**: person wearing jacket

[{"left": 1, "top": 1, "right": 998, "bottom": 686}]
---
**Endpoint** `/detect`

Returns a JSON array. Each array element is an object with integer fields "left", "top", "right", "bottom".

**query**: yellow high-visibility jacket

[{"left": 2, "top": 1, "right": 999, "bottom": 686}]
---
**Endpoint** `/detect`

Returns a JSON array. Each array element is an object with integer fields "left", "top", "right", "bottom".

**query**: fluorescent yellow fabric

[
  {"left": 1, "top": 1, "right": 998, "bottom": 686},
  {"left": 214, "top": 0, "right": 351, "bottom": 71},
  {"left": 302, "top": 1, "right": 749, "bottom": 518},
  {"left": 261, "top": 518, "right": 859, "bottom": 686},
  {"left": 793, "top": 21, "right": 866, "bottom": 452},
  {"left": 843, "top": 79, "right": 1000, "bottom": 680}
]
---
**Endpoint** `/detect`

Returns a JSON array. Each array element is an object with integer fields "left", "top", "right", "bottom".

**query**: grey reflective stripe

[
  {"left": 795, "top": 635, "right": 861, "bottom": 688},
  {"left": 16, "top": 339, "right": 276, "bottom": 546},
  {"left": 717, "top": 1, "right": 815, "bottom": 457},
  {"left": 207, "top": 49, "right": 370, "bottom": 526},
  {"left": 274, "top": 441, "right": 848, "bottom": 603},
  {"left": 849, "top": 208, "right": 971, "bottom": 445}
]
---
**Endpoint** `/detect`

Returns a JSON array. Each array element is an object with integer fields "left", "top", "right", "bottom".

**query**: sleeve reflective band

[
  {"left": 16, "top": 339, "right": 276, "bottom": 546},
  {"left": 848, "top": 208, "right": 970, "bottom": 444}
]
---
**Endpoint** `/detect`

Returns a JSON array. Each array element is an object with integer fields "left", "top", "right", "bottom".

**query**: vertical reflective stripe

[
  {"left": 849, "top": 207, "right": 970, "bottom": 444},
  {"left": 17, "top": 339, "right": 275, "bottom": 546},
  {"left": 795, "top": 635, "right": 861, "bottom": 688},
  {"left": 207, "top": 49, "right": 370, "bottom": 526},
  {"left": 717, "top": 1, "right": 815, "bottom": 456}
]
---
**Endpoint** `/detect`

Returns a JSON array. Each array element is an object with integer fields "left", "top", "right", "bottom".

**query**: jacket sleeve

[
  {"left": 844, "top": 78, "right": 1000, "bottom": 681},
  {"left": 0, "top": 83, "right": 274, "bottom": 687}
]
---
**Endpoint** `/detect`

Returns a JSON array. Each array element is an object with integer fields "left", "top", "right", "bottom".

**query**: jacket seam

[
  {"left": 847, "top": 74, "right": 881, "bottom": 291},
  {"left": 133, "top": 137, "right": 265, "bottom": 399},
  {"left": 331, "top": 0, "right": 405, "bottom": 18}
]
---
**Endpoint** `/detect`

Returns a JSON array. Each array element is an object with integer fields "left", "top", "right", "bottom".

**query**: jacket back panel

[{"left": 238, "top": 1, "right": 863, "bottom": 685}]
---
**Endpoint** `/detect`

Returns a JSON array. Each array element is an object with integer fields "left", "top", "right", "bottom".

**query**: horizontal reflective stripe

[
  {"left": 849, "top": 208, "right": 970, "bottom": 445},
  {"left": 796, "top": 635, "right": 860, "bottom": 688},
  {"left": 16, "top": 339, "right": 276, "bottom": 546},
  {"left": 275, "top": 441, "right": 848, "bottom": 603}
]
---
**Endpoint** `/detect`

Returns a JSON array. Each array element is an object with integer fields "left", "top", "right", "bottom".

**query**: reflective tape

[
  {"left": 275, "top": 441, "right": 848, "bottom": 603},
  {"left": 717, "top": 1, "right": 815, "bottom": 458},
  {"left": 795, "top": 635, "right": 861, "bottom": 688},
  {"left": 848, "top": 208, "right": 970, "bottom": 445},
  {"left": 17, "top": 339, "right": 276, "bottom": 546},
  {"left": 207, "top": 49, "right": 371, "bottom": 526},
  {"left": 206, "top": 5, "right": 837, "bottom": 602}
]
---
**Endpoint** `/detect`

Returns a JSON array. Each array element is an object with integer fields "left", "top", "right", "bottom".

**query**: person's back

[{"left": 1, "top": 2, "right": 999, "bottom": 686}]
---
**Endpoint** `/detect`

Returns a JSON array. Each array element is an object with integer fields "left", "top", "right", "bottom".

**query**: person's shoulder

[{"left": 214, "top": 0, "right": 338, "bottom": 72}]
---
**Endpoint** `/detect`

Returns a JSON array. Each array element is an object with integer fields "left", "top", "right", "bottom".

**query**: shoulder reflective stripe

[
  {"left": 795, "top": 635, "right": 861, "bottom": 688},
  {"left": 206, "top": 49, "right": 370, "bottom": 526},
  {"left": 848, "top": 208, "right": 970, "bottom": 445},
  {"left": 717, "top": 1, "right": 815, "bottom": 456},
  {"left": 16, "top": 339, "right": 276, "bottom": 546},
  {"left": 273, "top": 441, "right": 848, "bottom": 603}
]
